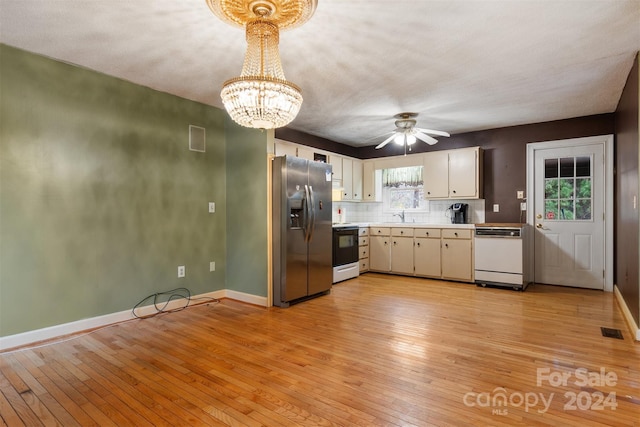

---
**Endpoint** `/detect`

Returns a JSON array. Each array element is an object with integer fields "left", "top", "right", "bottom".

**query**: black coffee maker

[{"left": 449, "top": 203, "right": 468, "bottom": 224}]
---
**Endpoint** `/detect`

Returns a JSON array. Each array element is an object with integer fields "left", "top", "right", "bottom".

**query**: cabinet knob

[
  {"left": 454, "top": 232, "right": 458, "bottom": 236},
  {"left": 445, "top": 243, "right": 449, "bottom": 248},
  {"left": 417, "top": 242, "right": 421, "bottom": 247},
  {"left": 400, "top": 231, "right": 404, "bottom": 234},
  {"left": 452, "top": 190, "right": 457, "bottom": 194},
  {"left": 426, "top": 232, "right": 429, "bottom": 236},
  {"left": 393, "top": 241, "right": 397, "bottom": 245},
  {"left": 427, "top": 191, "right": 431, "bottom": 195}
]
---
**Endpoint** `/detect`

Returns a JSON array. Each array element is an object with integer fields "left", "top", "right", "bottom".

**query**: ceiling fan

[{"left": 375, "top": 112, "right": 450, "bottom": 150}]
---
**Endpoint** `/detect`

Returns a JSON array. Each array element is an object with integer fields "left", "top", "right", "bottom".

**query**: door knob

[{"left": 536, "top": 223, "right": 543, "bottom": 228}]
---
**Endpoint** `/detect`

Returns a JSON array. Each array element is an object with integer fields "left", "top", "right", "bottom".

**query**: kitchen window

[{"left": 382, "top": 166, "right": 427, "bottom": 211}]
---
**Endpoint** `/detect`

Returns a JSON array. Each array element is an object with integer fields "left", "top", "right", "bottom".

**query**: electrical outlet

[
  {"left": 208, "top": 202, "right": 215, "bottom": 213},
  {"left": 210, "top": 261, "right": 215, "bottom": 272},
  {"left": 520, "top": 202, "right": 527, "bottom": 211},
  {"left": 517, "top": 190, "right": 524, "bottom": 199},
  {"left": 178, "top": 266, "right": 185, "bottom": 278},
  {"left": 493, "top": 204, "right": 500, "bottom": 212}
]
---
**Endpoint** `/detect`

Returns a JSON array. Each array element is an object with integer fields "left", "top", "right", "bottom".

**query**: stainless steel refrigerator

[{"left": 272, "top": 156, "right": 333, "bottom": 307}]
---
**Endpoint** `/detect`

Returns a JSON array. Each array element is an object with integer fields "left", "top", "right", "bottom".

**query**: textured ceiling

[{"left": 1, "top": 0, "right": 639, "bottom": 147}]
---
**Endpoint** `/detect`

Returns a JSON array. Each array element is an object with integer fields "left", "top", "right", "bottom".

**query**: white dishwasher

[{"left": 474, "top": 224, "right": 530, "bottom": 291}]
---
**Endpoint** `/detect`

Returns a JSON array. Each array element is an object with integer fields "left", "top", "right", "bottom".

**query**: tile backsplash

[{"left": 333, "top": 200, "right": 486, "bottom": 225}]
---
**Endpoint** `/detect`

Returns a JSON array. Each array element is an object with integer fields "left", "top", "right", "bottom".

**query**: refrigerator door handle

[
  {"left": 303, "top": 185, "right": 312, "bottom": 242},
  {"left": 308, "top": 185, "right": 316, "bottom": 242}
]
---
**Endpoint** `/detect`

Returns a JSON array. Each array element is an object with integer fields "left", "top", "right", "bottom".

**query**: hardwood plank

[{"left": 1, "top": 276, "right": 639, "bottom": 426}]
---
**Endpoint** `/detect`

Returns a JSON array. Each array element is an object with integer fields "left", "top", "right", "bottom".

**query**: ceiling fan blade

[
  {"left": 415, "top": 132, "right": 439, "bottom": 145},
  {"left": 415, "top": 127, "right": 450, "bottom": 137},
  {"left": 375, "top": 133, "right": 396, "bottom": 149}
]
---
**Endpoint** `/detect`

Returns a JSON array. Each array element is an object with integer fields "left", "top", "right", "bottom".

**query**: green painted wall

[
  {"left": 224, "top": 120, "right": 270, "bottom": 297},
  {"left": 0, "top": 45, "right": 230, "bottom": 336}
]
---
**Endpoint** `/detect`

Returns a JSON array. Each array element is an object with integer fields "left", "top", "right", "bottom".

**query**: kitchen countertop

[
  {"left": 332, "top": 222, "right": 475, "bottom": 229},
  {"left": 475, "top": 223, "right": 525, "bottom": 228}
]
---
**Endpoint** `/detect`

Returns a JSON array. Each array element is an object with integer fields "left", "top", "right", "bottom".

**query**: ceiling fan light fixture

[
  {"left": 206, "top": 0, "right": 317, "bottom": 129},
  {"left": 394, "top": 132, "right": 416, "bottom": 146},
  {"left": 375, "top": 112, "right": 449, "bottom": 150}
]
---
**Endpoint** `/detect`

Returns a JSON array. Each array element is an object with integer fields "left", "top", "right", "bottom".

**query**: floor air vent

[{"left": 600, "top": 327, "right": 623, "bottom": 339}]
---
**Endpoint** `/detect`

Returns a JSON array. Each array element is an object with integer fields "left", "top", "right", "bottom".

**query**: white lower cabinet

[
  {"left": 390, "top": 228, "right": 414, "bottom": 275},
  {"left": 441, "top": 229, "right": 473, "bottom": 282},
  {"left": 414, "top": 228, "right": 442, "bottom": 278},
  {"left": 358, "top": 227, "right": 369, "bottom": 272},
  {"left": 369, "top": 227, "right": 391, "bottom": 272},
  {"left": 366, "top": 226, "right": 473, "bottom": 283}
]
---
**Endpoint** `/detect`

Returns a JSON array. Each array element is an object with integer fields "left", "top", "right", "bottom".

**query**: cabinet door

[
  {"left": 441, "top": 238, "right": 472, "bottom": 282},
  {"left": 391, "top": 236, "right": 414, "bottom": 275},
  {"left": 369, "top": 235, "right": 390, "bottom": 272},
  {"left": 414, "top": 237, "right": 441, "bottom": 277},
  {"left": 274, "top": 141, "right": 297, "bottom": 157},
  {"left": 448, "top": 148, "right": 477, "bottom": 198},
  {"left": 423, "top": 151, "right": 449, "bottom": 198},
  {"left": 342, "top": 158, "right": 353, "bottom": 200},
  {"left": 362, "top": 161, "right": 375, "bottom": 200},
  {"left": 352, "top": 159, "right": 363, "bottom": 201},
  {"left": 329, "top": 155, "right": 343, "bottom": 181},
  {"left": 297, "top": 146, "right": 314, "bottom": 161}
]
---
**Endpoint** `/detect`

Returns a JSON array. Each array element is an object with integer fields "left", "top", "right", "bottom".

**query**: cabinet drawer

[
  {"left": 391, "top": 228, "right": 414, "bottom": 237},
  {"left": 359, "top": 236, "right": 369, "bottom": 247},
  {"left": 359, "top": 246, "right": 369, "bottom": 259},
  {"left": 414, "top": 228, "right": 441, "bottom": 238},
  {"left": 442, "top": 229, "right": 472, "bottom": 239},
  {"left": 359, "top": 227, "right": 369, "bottom": 236},
  {"left": 360, "top": 259, "right": 369, "bottom": 272},
  {"left": 371, "top": 227, "right": 390, "bottom": 236}
]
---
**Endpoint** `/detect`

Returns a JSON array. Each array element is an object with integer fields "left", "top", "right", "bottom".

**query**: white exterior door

[{"left": 532, "top": 142, "right": 605, "bottom": 289}]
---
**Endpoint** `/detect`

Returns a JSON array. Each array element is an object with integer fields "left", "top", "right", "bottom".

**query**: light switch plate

[
  {"left": 493, "top": 204, "right": 500, "bottom": 212},
  {"left": 210, "top": 261, "right": 215, "bottom": 272},
  {"left": 517, "top": 190, "right": 524, "bottom": 199},
  {"left": 208, "top": 202, "right": 215, "bottom": 213}
]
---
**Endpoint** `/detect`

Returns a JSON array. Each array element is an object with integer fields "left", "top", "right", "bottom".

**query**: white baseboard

[
  {"left": 0, "top": 289, "right": 266, "bottom": 351},
  {"left": 614, "top": 285, "right": 640, "bottom": 341},
  {"left": 224, "top": 289, "right": 268, "bottom": 307}
]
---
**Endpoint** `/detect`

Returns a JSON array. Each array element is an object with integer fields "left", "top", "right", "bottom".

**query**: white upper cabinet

[
  {"left": 352, "top": 159, "right": 362, "bottom": 201},
  {"left": 329, "top": 155, "right": 343, "bottom": 181},
  {"left": 296, "top": 146, "right": 315, "bottom": 161},
  {"left": 449, "top": 148, "right": 480, "bottom": 198},
  {"left": 423, "top": 150, "right": 449, "bottom": 198},
  {"left": 342, "top": 157, "right": 353, "bottom": 199},
  {"left": 424, "top": 147, "right": 483, "bottom": 199},
  {"left": 274, "top": 140, "right": 298, "bottom": 157},
  {"left": 362, "top": 161, "right": 375, "bottom": 201}
]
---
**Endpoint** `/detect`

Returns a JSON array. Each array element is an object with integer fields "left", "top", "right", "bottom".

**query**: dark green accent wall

[
  {"left": 0, "top": 44, "right": 231, "bottom": 336},
  {"left": 225, "top": 121, "right": 270, "bottom": 297}
]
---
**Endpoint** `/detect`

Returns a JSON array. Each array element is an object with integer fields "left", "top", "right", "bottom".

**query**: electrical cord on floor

[{"left": 132, "top": 287, "right": 219, "bottom": 319}]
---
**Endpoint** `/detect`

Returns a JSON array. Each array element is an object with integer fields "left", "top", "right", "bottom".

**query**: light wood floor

[{"left": 1, "top": 274, "right": 639, "bottom": 426}]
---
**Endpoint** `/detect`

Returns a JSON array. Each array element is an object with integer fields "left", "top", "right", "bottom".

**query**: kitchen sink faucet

[{"left": 393, "top": 210, "right": 405, "bottom": 223}]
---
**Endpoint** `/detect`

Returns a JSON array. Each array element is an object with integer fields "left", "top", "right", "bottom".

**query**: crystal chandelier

[{"left": 206, "top": 0, "right": 318, "bottom": 129}]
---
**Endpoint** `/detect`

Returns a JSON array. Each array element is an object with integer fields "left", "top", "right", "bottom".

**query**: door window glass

[{"left": 544, "top": 156, "right": 592, "bottom": 221}]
